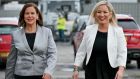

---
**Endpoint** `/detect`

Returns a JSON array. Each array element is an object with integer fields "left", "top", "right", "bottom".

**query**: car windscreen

[
  {"left": 118, "top": 19, "right": 139, "bottom": 29},
  {"left": 0, "top": 25, "right": 18, "bottom": 34},
  {"left": 78, "top": 16, "right": 89, "bottom": 31}
]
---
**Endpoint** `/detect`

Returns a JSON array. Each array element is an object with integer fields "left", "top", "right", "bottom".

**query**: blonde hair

[{"left": 88, "top": 0, "right": 117, "bottom": 26}]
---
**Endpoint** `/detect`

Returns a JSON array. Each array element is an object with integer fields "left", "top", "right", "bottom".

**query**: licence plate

[{"left": 0, "top": 53, "right": 9, "bottom": 57}]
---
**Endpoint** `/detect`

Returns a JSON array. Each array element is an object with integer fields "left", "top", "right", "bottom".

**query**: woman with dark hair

[{"left": 5, "top": 3, "right": 57, "bottom": 79}]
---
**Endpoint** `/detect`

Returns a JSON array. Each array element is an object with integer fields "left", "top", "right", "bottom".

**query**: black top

[
  {"left": 87, "top": 30, "right": 108, "bottom": 68},
  {"left": 93, "top": 30, "right": 108, "bottom": 57},
  {"left": 25, "top": 33, "right": 36, "bottom": 51},
  {"left": 85, "top": 31, "right": 118, "bottom": 79}
]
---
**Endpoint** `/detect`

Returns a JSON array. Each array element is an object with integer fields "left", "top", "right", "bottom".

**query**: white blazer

[{"left": 74, "top": 24, "right": 127, "bottom": 68}]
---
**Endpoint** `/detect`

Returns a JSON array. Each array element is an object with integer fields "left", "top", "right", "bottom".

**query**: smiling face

[
  {"left": 95, "top": 4, "right": 112, "bottom": 25},
  {"left": 24, "top": 6, "right": 38, "bottom": 26}
]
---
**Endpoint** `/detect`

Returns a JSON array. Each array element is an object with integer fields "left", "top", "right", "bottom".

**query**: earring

[{"left": 36, "top": 17, "right": 39, "bottom": 21}]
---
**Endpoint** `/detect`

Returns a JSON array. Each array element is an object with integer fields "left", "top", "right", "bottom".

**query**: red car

[
  {"left": 0, "top": 17, "right": 18, "bottom": 66},
  {"left": 72, "top": 14, "right": 140, "bottom": 68}
]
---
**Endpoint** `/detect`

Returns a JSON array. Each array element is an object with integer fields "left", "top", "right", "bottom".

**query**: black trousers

[{"left": 14, "top": 75, "right": 42, "bottom": 79}]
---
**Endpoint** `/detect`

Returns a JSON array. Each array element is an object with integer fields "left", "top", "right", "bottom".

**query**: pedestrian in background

[
  {"left": 56, "top": 14, "right": 66, "bottom": 42},
  {"left": 73, "top": 1, "right": 127, "bottom": 79},
  {"left": 5, "top": 3, "right": 57, "bottom": 79}
]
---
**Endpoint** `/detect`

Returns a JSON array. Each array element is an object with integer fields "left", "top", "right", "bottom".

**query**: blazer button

[{"left": 32, "top": 61, "right": 34, "bottom": 64}]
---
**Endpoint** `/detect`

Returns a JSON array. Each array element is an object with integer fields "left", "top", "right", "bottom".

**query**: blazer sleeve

[
  {"left": 44, "top": 29, "right": 57, "bottom": 76},
  {"left": 5, "top": 33, "right": 17, "bottom": 79},
  {"left": 116, "top": 27, "right": 127, "bottom": 67},
  {"left": 74, "top": 29, "right": 87, "bottom": 67}
]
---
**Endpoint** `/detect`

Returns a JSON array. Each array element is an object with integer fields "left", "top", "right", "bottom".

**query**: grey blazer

[{"left": 5, "top": 26, "right": 57, "bottom": 79}]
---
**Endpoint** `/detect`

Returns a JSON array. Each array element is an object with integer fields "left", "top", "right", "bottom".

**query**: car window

[
  {"left": 0, "top": 25, "right": 18, "bottom": 34},
  {"left": 118, "top": 19, "right": 139, "bottom": 29},
  {"left": 79, "top": 22, "right": 86, "bottom": 31},
  {"left": 77, "top": 16, "right": 89, "bottom": 31},
  {"left": 68, "top": 12, "right": 79, "bottom": 21}
]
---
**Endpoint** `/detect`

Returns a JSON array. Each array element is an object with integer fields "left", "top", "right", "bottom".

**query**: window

[
  {"left": 0, "top": 25, "right": 18, "bottom": 34},
  {"left": 118, "top": 19, "right": 139, "bottom": 29}
]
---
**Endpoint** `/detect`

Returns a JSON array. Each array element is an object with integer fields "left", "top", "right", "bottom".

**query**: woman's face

[
  {"left": 95, "top": 4, "right": 112, "bottom": 25},
  {"left": 24, "top": 6, "right": 38, "bottom": 26}
]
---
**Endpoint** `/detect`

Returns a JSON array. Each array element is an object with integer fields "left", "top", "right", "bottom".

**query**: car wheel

[{"left": 137, "top": 59, "right": 140, "bottom": 69}]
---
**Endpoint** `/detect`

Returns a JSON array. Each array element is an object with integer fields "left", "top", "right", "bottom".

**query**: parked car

[
  {"left": 0, "top": 17, "right": 18, "bottom": 66},
  {"left": 71, "top": 15, "right": 89, "bottom": 35},
  {"left": 72, "top": 14, "right": 140, "bottom": 68},
  {"left": 70, "top": 15, "right": 89, "bottom": 54}
]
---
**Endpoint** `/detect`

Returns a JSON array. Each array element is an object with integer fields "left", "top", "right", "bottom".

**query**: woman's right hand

[{"left": 72, "top": 71, "right": 79, "bottom": 79}]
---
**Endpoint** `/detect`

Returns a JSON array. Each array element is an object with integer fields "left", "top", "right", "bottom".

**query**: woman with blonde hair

[{"left": 73, "top": 1, "right": 127, "bottom": 79}]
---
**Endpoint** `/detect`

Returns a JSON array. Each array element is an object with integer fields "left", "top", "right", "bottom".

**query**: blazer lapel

[
  {"left": 86, "top": 24, "right": 98, "bottom": 64},
  {"left": 108, "top": 24, "right": 111, "bottom": 56},
  {"left": 88, "top": 24, "right": 98, "bottom": 51},
  {"left": 20, "top": 26, "right": 42, "bottom": 53},
  {"left": 107, "top": 24, "right": 117, "bottom": 63},
  {"left": 21, "top": 28, "right": 33, "bottom": 53},
  {"left": 33, "top": 26, "right": 42, "bottom": 52},
  {"left": 107, "top": 24, "right": 115, "bottom": 51}
]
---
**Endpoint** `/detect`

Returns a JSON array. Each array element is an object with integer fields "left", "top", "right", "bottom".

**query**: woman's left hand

[
  {"left": 42, "top": 73, "right": 51, "bottom": 79},
  {"left": 114, "top": 67, "right": 125, "bottom": 79}
]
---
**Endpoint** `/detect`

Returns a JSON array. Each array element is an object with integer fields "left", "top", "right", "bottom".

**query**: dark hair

[{"left": 18, "top": 3, "right": 43, "bottom": 27}]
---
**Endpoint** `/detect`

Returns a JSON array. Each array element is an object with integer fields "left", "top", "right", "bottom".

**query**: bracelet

[{"left": 73, "top": 67, "right": 79, "bottom": 72}]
